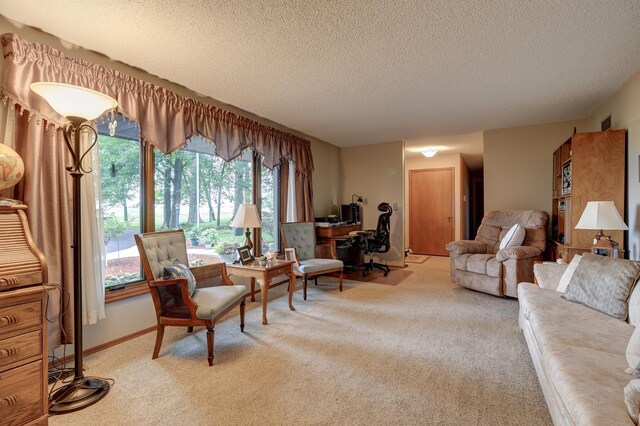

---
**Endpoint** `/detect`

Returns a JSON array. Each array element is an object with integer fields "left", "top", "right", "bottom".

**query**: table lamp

[
  {"left": 575, "top": 201, "right": 628, "bottom": 257},
  {"left": 30, "top": 82, "right": 117, "bottom": 413},
  {"left": 230, "top": 203, "right": 262, "bottom": 253}
]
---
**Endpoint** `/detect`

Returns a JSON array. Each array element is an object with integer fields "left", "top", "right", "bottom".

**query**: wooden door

[{"left": 409, "top": 168, "right": 454, "bottom": 255}]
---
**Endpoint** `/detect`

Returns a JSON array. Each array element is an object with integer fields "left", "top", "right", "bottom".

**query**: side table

[{"left": 225, "top": 259, "right": 296, "bottom": 325}]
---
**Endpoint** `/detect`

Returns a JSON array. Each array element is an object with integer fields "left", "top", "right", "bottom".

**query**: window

[
  {"left": 154, "top": 139, "right": 253, "bottom": 264},
  {"left": 96, "top": 127, "right": 279, "bottom": 295},
  {"left": 261, "top": 163, "right": 279, "bottom": 253},
  {"left": 98, "top": 116, "right": 143, "bottom": 288}
]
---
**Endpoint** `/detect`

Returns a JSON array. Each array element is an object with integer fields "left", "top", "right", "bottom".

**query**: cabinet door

[{"left": 570, "top": 130, "right": 626, "bottom": 249}]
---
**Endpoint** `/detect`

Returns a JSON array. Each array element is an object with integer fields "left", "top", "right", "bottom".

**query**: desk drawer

[
  {"left": 0, "top": 301, "right": 41, "bottom": 338},
  {"left": 0, "top": 360, "right": 44, "bottom": 425},
  {"left": 0, "top": 330, "right": 42, "bottom": 371}
]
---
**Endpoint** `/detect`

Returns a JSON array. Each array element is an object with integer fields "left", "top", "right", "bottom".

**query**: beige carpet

[
  {"left": 405, "top": 254, "right": 429, "bottom": 264},
  {"left": 50, "top": 257, "right": 551, "bottom": 425}
]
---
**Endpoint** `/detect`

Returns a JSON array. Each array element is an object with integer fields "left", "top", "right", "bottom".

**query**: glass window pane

[
  {"left": 98, "top": 116, "right": 142, "bottom": 288},
  {"left": 154, "top": 140, "right": 252, "bottom": 265},
  {"left": 261, "top": 164, "right": 279, "bottom": 253}
]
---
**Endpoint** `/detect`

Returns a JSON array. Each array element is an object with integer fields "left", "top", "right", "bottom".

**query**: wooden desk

[
  {"left": 316, "top": 223, "right": 364, "bottom": 267},
  {"left": 225, "top": 260, "right": 295, "bottom": 325}
]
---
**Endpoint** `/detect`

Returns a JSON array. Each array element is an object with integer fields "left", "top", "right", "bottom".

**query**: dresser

[{"left": 0, "top": 203, "right": 48, "bottom": 425}]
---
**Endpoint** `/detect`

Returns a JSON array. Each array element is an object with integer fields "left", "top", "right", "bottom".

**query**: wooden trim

[
  {"left": 143, "top": 141, "right": 155, "bottom": 233},
  {"left": 105, "top": 281, "right": 149, "bottom": 304},
  {"left": 50, "top": 325, "right": 156, "bottom": 368}
]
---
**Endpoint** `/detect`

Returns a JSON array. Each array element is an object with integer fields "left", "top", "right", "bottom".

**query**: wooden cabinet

[
  {"left": 0, "top": 204, "right": 48, "bottom": 425},
  {"left": 551, "top": 130, "right": 626, "bottom": 262}
]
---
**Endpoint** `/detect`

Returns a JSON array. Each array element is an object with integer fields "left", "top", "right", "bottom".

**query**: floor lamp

[{"left": 31, "top": 82, "right": 117, "bottom": 413}]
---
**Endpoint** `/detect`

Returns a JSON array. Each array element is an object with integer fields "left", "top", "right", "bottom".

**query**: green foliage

[
  {"left": 99, "top": 136, "right": 140, "bottom": 220},
  {"left": 213, "top": 241, "right": 239, "bottom": 255},
  {"left": 103, "top": 216, "right": 127, "bottom": 245},
  {"left": 201, "top": 227, "right": 219, "bottom": 243},
  {"left": 189, "top": 227, "right": 204, "bottom": 239},
  {"left": 105, "top": 272, "right": 139, "bottom": 288}
]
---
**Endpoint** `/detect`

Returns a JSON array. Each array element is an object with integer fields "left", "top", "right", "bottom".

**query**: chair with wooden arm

[
  {"left": 134, "top": 229, "right": 248, "bottom": 366},
  {"left": 280, "top": 221, "right": 344, "bottom": 301}
]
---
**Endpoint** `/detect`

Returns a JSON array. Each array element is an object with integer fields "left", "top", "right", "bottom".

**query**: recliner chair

[
  {"left": 445, "top": 210, "right": 548, "bottom": 298},
  {"left": 354, "top": 202, "right": 393, "bottom": 277}
]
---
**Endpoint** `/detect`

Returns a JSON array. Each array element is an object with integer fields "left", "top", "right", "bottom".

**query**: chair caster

[{"left": 383, "top": 271, "right": 389, "bottom": 277}]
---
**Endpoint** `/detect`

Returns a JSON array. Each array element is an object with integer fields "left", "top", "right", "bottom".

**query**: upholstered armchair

[
  {"left": 445, "top": 210, "right": 548, "bottom": 298},
  {"left": 134, "top": 230, "right": 248, "bottom": 366},
  {"left": 280, "top": 222, "right": 344, "bottom": 300}
]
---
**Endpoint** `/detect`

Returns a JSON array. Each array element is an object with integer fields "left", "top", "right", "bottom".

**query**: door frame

[{"left": 408, "top": 167, "right": 455, "bottom": 255}]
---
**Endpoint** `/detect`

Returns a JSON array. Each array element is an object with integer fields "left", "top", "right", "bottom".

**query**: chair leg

[
  {"left": 153, "top": 324, "right": 165, "bottom": 360},
  {"left": 187, "top": 326, "right": 193, "bottom": 333},
  {"left": 339, "top": 272, "right": 343, "bottom": 292},
  {"left": 240, "top": 299, "right": 246, "bottom": 332},
  {"left": 303, "top": 275, "right": 308, "bottom": 301},
  {"left": 206, "top": 324, "right": 215, "bottom": 366},
  {"left": 314, "top": 277, "right": 318, "bottom": 286}
]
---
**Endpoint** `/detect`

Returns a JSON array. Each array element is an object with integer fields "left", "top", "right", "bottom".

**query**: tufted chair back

[
  {"left": 280, "top": 222, "right": 317, "bottom": 261},
  {"left": 137, "top": 230, "right": 189, "bottom": 280},
  {"left": 476, "top": 210, "right": 548, "bottom": 255}
]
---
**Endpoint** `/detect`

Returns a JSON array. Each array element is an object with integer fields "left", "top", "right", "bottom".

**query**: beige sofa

[
  {"left": 519, "top": 262, "right": 635, "bottom": 425},
  {"left": 446, "top": 210, "right": 548, "bottom": 298}
]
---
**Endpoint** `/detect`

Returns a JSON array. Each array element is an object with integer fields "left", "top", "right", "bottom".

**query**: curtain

[
  {"left": 12, "top": 108, "right": 72, "bottom": 347},
  {"left": 81, "top": 137, "right": 106, "bottom": 325},
  {"left": 286, "top": 161, "right": 297, "bottom": 222},
  {"left": 0, "top": 33, "right": 314, "bottom": 176},
  {"left": 295, "top": 168, "right": 314, "bottom": 222}
]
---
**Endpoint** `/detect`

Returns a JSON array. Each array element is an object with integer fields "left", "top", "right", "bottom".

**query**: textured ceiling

[{"left": 1, "top": 1, "right": 640, "bottom": 149}]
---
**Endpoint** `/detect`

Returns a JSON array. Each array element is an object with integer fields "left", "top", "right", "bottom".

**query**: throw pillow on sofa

[
  {"left": 625, "top": 377, "right": 640, "bottom": 424},
  {"left": 556, "top": 255, "right": 582, "bottom": 293},
  {"left": 499, "top": 224, "right": 525, "bottom": 250},
  {"left": 628, "top": 329, "right": 640, "bottom": 372},
  {"left": 562, "top": 253, "right": 640, "bottom": 320}
]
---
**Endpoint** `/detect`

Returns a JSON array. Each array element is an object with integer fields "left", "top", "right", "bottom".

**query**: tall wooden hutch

[{"left": 551, "top": 130, "right": 626, "bottom": 262}]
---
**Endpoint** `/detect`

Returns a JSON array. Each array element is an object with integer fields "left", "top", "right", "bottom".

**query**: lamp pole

[{"left": 48, "top": 118, "right": 111, "bottom": 413}]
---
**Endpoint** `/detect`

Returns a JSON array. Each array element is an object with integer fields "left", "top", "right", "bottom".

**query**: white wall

[
  {"left": 584, "top": 71, "right": 640, "bottom": 260},
  {"left": 483, "top": 119, "right": 587, "bottom": 214},
  {"left": 340, "top": 141, "right": 405, "bottom": 266}
]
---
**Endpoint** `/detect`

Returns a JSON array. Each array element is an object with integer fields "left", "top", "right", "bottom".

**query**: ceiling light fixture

[{"left": 421, "top": 147, "right": 438, "bottom": 157}]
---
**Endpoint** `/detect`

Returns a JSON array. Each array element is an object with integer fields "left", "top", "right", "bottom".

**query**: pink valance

[{"left": 0, "top": 33, "right": 314, "bottom": 175}]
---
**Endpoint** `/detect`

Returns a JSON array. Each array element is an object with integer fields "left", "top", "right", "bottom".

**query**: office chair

[{"left": 354, "top": 202, "right": 393, "bottom": 277}]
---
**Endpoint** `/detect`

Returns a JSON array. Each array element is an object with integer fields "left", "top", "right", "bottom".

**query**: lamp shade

[
  {"left": 230, "top": 204, "right": 262, "bottom": 228},
  {"left": 575, "top": 201, "right": 628, "bottom": 230},
  {"left": 30, "top": 82, "right": 117, "bottom": 121}
]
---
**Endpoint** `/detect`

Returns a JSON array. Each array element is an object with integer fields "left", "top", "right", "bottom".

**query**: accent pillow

[
  {"left": 629, "top": 284, "right": 640, "bottom": 328},
  {"left": 533, "top": 262, "right": 568, "bottom": 291},
  {"left": 556, "top": 255, "right": 582, "bottom": 293},
  {"left": 562, "top": 253, "right": 640, "bottom": 320},
  {"left": 163, "top": 260, "right": 197, "bottom": 296},
  {"left": 499, "top": 224, "right": 525, "bottom": 250},
  {"left": 628, "top": 328, "right": 640, "bottom": 372},
  {"left": 624, "top": 378, "right": 640, "bottom": 425}
]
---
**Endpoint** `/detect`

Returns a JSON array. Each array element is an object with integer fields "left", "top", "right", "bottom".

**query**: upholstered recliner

[{"left": 445, "top": 210, "right": 548, "bottom": 298}]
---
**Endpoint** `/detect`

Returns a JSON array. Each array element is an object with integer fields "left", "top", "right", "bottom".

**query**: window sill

[{"left": 105, "top": 281, "right": 149, "bottom": 304}]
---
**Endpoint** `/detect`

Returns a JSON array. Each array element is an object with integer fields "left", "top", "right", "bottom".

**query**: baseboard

[{"left": 49, "top": 325, "right": 156, "bottom": 368}]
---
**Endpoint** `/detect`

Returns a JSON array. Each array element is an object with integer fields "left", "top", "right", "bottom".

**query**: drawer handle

[
  {"left": 0, "top": 314, "right": 20, "bottom": 327},
  {"left": 0, "top": 277, "right": 19, "bottom": 287},
  {"left": 0, "top": 394, "right": 18, "bottom": 407},
  {"left": 0, "top": 347, "right": 19, "bottom": 358}
]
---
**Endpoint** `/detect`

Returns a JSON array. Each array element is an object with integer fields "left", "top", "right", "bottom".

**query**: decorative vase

[{"left": 0, "top": 144, "right": 24, "bottom": 192}]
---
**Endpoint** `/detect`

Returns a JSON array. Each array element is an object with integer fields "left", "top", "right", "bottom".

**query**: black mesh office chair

[{"left": 355, "top": 202, "right": 393, "bottom": 277}]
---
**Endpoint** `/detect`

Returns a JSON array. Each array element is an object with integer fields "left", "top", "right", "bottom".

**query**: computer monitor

[{"left": 341, "top": 204, "right": 360, "bottom": 223}]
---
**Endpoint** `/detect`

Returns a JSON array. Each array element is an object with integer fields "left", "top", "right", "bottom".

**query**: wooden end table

[{"left": 225, "top": 259, "right": 296, "bottom": 325}]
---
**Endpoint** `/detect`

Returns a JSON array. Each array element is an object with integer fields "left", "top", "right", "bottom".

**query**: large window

[
  {"left": 98, "top": 116, "right": 142, "bottom": 288},
  {"left": 154, "top": 139, "right": 254, "bottom": 264},
  {"left": 96, "top": 128, "right": 279, "bottom": 293}
]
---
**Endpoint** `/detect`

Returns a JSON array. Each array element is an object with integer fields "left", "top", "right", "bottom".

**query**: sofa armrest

[
  {"left": 445, "top": 240, "right": 486, "bottom": 255},
  {"left": 496, "top": 246, "right": 541, "bottom": 262},
  {"left": 533, "top": 262, "right": 568, "bottom": 291}
]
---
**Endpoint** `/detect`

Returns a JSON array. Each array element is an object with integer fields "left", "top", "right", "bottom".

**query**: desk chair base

[{"left": 354, "top": 256, "right": 390, "bottom": 277}]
